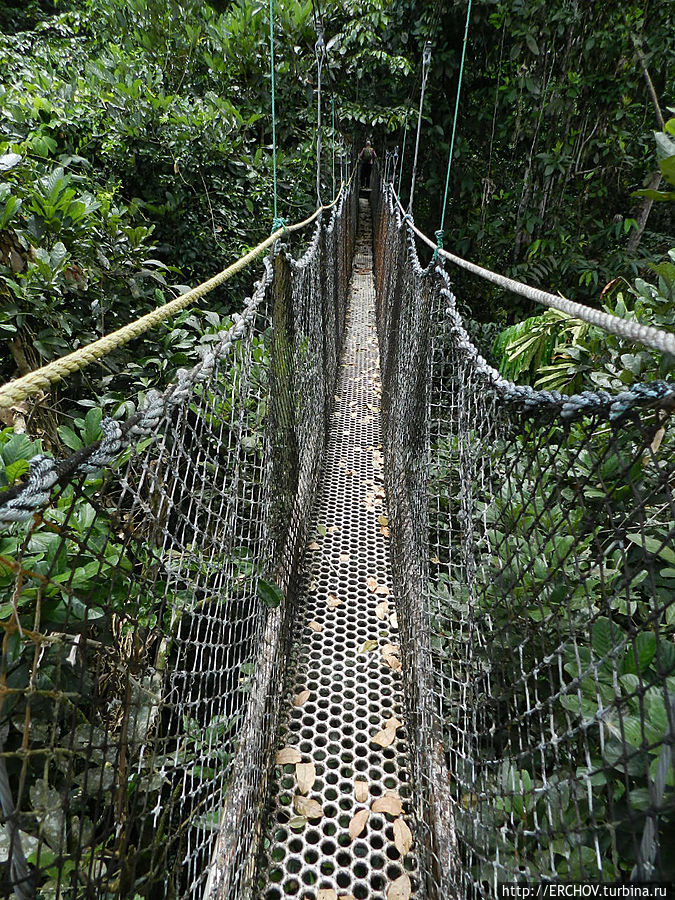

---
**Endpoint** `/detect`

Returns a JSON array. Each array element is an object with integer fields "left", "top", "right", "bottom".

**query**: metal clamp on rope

[{"left": 422, "top": 40, "right": 432, "bottom": 67}]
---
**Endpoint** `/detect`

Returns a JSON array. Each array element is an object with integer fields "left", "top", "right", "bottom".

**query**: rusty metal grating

[{"left": 255, "top": 200, "right": 420, "bottom": 900}]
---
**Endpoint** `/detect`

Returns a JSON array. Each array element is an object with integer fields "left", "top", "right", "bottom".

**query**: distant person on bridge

[{"left": 359, "top": 140, "right": 377, "bottom": 188}]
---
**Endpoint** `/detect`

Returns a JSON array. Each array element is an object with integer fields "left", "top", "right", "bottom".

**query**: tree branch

[{"left": 630, "top": 34, "right": 665, "bottom": 131}]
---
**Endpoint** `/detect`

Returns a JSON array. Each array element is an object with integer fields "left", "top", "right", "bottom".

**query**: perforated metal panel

[{"left": 256, "top": 200, "right": 420, "bottom": 900}]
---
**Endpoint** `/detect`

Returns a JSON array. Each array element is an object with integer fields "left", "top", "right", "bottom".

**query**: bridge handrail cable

[
  {"left": 0, "top": 168, "right": 357, "bottom": 411},
  {"left": 391, "top": 188, "right": 675, "bottom": 358}
]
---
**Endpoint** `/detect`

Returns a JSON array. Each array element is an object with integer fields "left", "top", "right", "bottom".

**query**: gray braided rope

[
  {"left": 293, "top": 209, "right": 323, "bottom": 273},
  {"left": 439, "top": 274, "right": 675, "bottom": 421},
  {"left": 391, "top": 189, "right": 675, "bottom": 359},
  {"left": 0, "top": 260, "right": 273, "bottom": 528},
  {"left": 386, "top": 185, "right": 675, "bottom": 421}
]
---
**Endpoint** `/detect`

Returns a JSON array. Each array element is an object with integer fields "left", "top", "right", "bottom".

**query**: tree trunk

[
  {"left": 626, "top": 36, "right": 666, "bottom": 256},
  {"left": 627, "top": 170, "right": 662, "bottom": 255},
  {"left": 9, "top": 334, "right": 34, "bottom": 377}
]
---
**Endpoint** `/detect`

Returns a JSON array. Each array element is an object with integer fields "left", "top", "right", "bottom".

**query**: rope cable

[
  {"left": 267, "top": 0, "right": 281, "bottom": 231},
  {"left": 315, "top": 25, "right": 325, "bottom": 206},
  {"left": 437, "top": 0, "right": 473, "bottom": 248},
  {"left": 397, "top": 112, "right": 409, "bottom": 197},
  {"left": 408, "top": 41, "right": 432, "bottom": 214},
  {"left": 396, "top": 0, "right": 442, "bottom": 200},
  {"left": 331, "top": 96, "right": 336, "bottom": 198},
  {"left": 0, "top": 170, "right": 358, "bottom": 410},
  {"left": 486, "top": 14, "right": 505, "bottom": 196},
  {"left": 391, "top": 189, "right": 675, "bottom": 358}
]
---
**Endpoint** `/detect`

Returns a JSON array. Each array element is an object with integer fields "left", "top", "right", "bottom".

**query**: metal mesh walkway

[{"left": 256, "top": 199, "right": 419, "bottom": 900}]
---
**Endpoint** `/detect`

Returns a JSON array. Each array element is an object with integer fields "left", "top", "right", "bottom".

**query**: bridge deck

[{"left": 256, "top": 200, "right": 419, "bottom": 900}]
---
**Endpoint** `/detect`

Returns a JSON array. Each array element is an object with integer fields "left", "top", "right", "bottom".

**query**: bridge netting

[
  {"left": 0, "top": 165, "right": 673, "bottom": 900},
  {"left": 372, "top": 172, "right": 675, "bottom": 895},
  {"left": 0, "top": 180, "right": 358, "bottom": 899}
]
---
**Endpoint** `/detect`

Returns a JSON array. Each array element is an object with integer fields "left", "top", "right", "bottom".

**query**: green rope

[
  {"left": 331, "top": 97, "right": 336, "bottom": 198},
  {"left": 268, "top": 0, "right": 279, "bottom": 233},
  {"left": 437, "top": 0, "right": 472, "bottom": 248},
  {"left": 315, "top": 30, "right": 325, "bottom": 206}
]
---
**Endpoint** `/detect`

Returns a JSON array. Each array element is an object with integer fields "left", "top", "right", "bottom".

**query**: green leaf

[
  {"left": 1, "top": 433, "right": 36, "bottom": 465},
  {"left": 655, "top": 131, "right": 675, "bottom": 159},
  {"left": 559, "top": 692, "right": 597, "bottom": 721},
  {"left": 626, "top": 533, "right": 675, "bottom": 565},
  {"left": 632, "top": 188, "right": 675, "bottom": 202},
  {"left": 659, "top": 155, "right": 675, "bottom": 187},
  {"left": 650, "top": 753, "right": 674, "bottom": 787},
  {"left": 619, "top": 673, "right": 639, "bottom": 693},
  {"left": 50, "top": 242, "right": 69, "bottom": 269},
  {"left": 644, "top": 687, "right": 668, "bottom": 743},
  {"left": 57, "top": 425, "right": 84, "bottom": 451},
  {"left": 84, "top": 407, "right": 103, "bottom": 444},
  {"left": 0, "top": 194, "right": 21, "bottom": 229},
  {"left": 257, "top": 578, "right": 284, "bottom": 609},
  {"left": 0, "top": 153, "right": 21, "bottom": 172},
  {"left": 592, "top": 617, "right": 613, "bottom": 661},
  {"left": 359, "top": 639, "right": 378, "bottom": 653},
  {"left": 620, "top": 715, "right": 644, "bottom": 748},
  {"left": 622, "top": 632, "right": 656, "bottom": 676},
  {"left": 4, "top": 459, "right": 29, "bottom": 483},
  {"left": 288, "top": 815, "right": 307, "bottom": 831},
  {"left": 525, "top": 33, "right": 539, "bottom": 55},
  {"left": 628, "top": 787, "right": 651, "bottom": 811}
]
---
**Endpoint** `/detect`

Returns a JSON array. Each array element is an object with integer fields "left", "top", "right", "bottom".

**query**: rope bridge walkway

[
  {"left": 255, "top": 200, "right": 419, "bottom": 900},
  {"left": 0, "top": 169, "right": 673, "bottom": 900}
]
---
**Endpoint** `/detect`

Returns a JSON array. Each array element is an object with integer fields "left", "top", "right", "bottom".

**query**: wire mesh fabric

[
  {"left": 372, "top": 172, "right": 675, "bottom": 897},
  {"left": 0, "top": 178, "right": 357, "bottom": 900}
]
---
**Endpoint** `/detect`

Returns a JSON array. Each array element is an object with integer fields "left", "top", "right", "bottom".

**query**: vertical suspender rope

[
  {"left": 315, "top": 29, "right": 325, "bottom": 207},
  {"left": 268, "top": 0, "right": 284, "bottom": 233},
  {"left": 397, "top": 112, "right": 409, "bottom": 197},
  {"left": 408, "top": 41, "right": 432, "bottom": 215},
  {"left": 331, "top": 96, "right": 336, "bottom": 196},
  {"left": 436, "top": 0, "right": 472, "bottom": 251}
]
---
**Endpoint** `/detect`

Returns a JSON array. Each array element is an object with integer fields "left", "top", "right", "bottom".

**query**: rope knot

[
  {"left": 271, "top": 217, "right": 288, "bottom": 237},
  {"left": 434, "top": 228, "right": 444, "bottom": 260}
]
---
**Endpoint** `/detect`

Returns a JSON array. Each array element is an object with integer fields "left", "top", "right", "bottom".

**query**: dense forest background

[{"left": 0, "top": 0, "right": 673, "bottom": 423}]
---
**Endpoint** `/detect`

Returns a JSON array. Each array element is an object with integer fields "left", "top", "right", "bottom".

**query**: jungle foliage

[
  {"left": 385, "top": 0, "right": 674, "bottom": 318},
  {"left": 1, "top": 0, "right": 673, "bottom": 409},
  {"left": 0, "top": 0, "right": 672, "bottom": 426}
]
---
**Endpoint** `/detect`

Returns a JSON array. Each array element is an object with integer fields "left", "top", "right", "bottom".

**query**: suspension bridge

[
  {"left": 0, "top": 160, "right": 674, "bottom": 900},
  {"left": 1, "top": 5, "right": 675, "bottom": 893}
]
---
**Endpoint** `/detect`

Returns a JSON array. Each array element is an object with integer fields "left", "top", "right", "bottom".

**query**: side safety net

[
  {"left": 0, "top": 180, "right": 358, "bottom": 900},
  {"left": 372, "top": 174, "right": 675, "bottom": 897}
]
